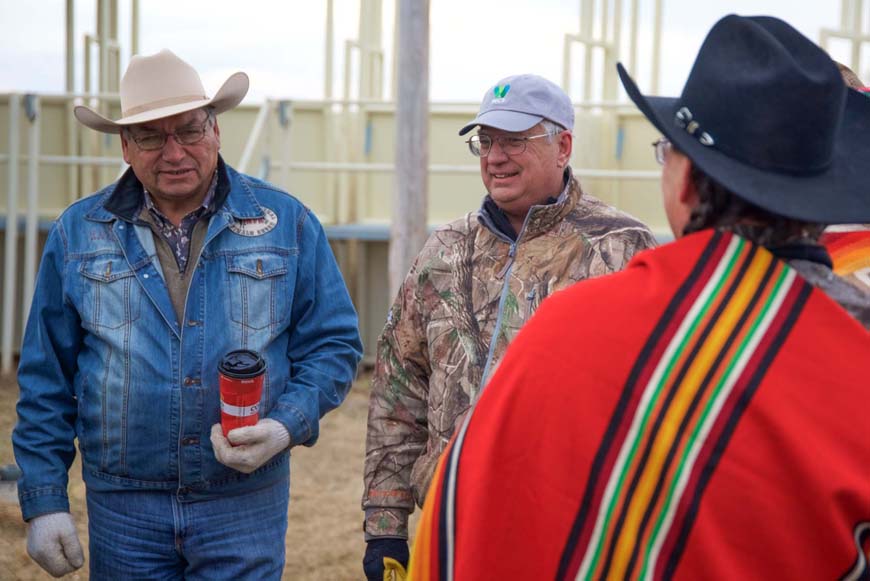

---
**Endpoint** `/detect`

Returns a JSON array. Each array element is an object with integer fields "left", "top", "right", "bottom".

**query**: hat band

[{"left": 123, "top": 94, "right": 207, "bottom": 118}]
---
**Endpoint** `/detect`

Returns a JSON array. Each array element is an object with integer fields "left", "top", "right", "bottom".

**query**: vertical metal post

[
  {"left": 343, "top": 41, "right": 354, "bottom": 104},
  {"left": 865, "top": 0, "right": 870, "bottom": 37},
  {"left": 66, "top": 0, "right": 79, "bottom": 205},
  {"left": 842, "top": 0, "right": 853, "bottom": 29},
  {"left": 340, "top": 30, "right": 359, "bottom": 303},
  {"left": 605, "top": 0, "right": 622, "bottom": 100},
  {"left": 581, "top": 0, "right": 594, "bottom": 101},
  {"left": 131, "top": 0, "right": 140, "bottom": 57},
  {"left": 324, "top": 0, "right": 336, "bottom": 223},
  {"left": 279, "top": 102, "right": 293, "bottom": 192},
  {"left": 370, "top": 0, "right": 383, "bottom": 99},
  {"left": 339, "top": 40, "right": 354, "bottom": 224},
  {"left": 108, "top": 0, "right": 119, "bottom": 90},
  {"left": 358, "top": 0, "right": 384, "bottom": 100},
  {"left": 66, "top": 0, "right": 75, "bottom": 93},
  {"left": 628, "top": 0, "right": 639, "bottom": 77},
  {"left": 84, "top": 35, "right": 92, "bottom": 94},
  {"left": 852, "top": 0, "right": 864, "bottom": 73},
  {"left": 562, "top": 35, "right": 572, "bottom": 92},
  {"left": 359, "top": 0, "right": 371, "bottom": 100},
  {"left": 83, "top": 34, "right": 97, "bottom": 196},
  {"left": 391, "top": 0, "right": 400, "bottom": 99},
  {"left": 98, "top": 0, "right": 110, "bottom": 187},
  {"left": 651, "top": 0, "right": 663, "bottom": 93},
  {"left": 66, "top": 101, "right": 78, "bottom": 205},
  {"left": 99, "top": 0, "right": 110, "bottom": 96},
  {"left": 263, "top": 99, "right": 273, "bottom": 181},
  {"left": 325, "top": 0, "right": 334, "bottom": 100},
  {"left": 23, "top": 96, "right": 40, "bottom": 331},
  {"left": 3, "top": 96, "right": 21, "bottom": 374}
]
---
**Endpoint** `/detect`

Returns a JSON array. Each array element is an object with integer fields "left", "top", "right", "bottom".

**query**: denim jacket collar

[{"left": 85, "top": 156, "right": 266, "bottom": 224}]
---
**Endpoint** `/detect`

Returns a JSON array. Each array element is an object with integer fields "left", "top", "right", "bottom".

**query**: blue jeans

[{"left": 86, "top": 477, "right": 289, "bottom": 580}]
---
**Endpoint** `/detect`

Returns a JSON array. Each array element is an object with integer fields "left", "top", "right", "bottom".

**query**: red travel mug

[{"left": 218, "top": 349, "right": 266, "bottom": 437}]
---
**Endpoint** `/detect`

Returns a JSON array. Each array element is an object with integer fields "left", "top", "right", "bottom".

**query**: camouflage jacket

[{"left": 362, "top": 172, "right": 657, "bottom": 539}]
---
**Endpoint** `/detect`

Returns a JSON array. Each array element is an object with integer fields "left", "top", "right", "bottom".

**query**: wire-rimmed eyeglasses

[
  {"left": 652, "top": 137, "right": 671, "bottom": 165},
  {"left": 466, "top": 132, "right": 556, "bottom": 157},
  {"left": 126, "top": 118, "right": 213, "bottom": 151}
]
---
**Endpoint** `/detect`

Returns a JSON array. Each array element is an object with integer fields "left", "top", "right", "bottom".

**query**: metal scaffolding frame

[{"left": 9, "top": 0, "right": 860, "bottom": 370}]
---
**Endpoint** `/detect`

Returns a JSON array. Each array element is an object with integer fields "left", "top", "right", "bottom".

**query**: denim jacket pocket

[
  {"left": 79, "top": 256, "right": 142, "bottom": 330},
  {"left": 226, "top": 252, "right": 291, "bottom": 331}
]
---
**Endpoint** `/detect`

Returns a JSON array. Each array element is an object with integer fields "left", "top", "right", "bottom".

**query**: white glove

[
  {"left": 210, "top": 418, "right": 291, "bottom": 474},
  {"left": 26, "top": 511, "right": 84, "bottom": 578}
]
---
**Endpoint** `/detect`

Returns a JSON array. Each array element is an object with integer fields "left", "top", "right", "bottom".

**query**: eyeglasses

[
  {"left": 466, "top": 132, "right": 556, "bottom": 157},
  {"left": 652, "top": 137, "right": 671, "bottom": 165},
  {"left": 126, "top": 118, "right": 212, "bottom": 151}
]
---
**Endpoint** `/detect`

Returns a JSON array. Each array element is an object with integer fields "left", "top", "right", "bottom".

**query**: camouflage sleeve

[
  {"left": 590, "top": 222, "right": 658, "bottom": 274},
  {"left": 362, "top": 261, "right": 431, "bottom": 540}
]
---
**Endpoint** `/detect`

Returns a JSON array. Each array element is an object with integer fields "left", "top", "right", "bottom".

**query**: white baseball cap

[{"left": 458, "top": 74, "right": 574, "bottom": 135}]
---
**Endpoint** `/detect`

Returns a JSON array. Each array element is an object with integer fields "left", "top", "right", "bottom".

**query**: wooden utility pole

[{"left": 389, "top": 0, "right": 430, "bottom": 298}]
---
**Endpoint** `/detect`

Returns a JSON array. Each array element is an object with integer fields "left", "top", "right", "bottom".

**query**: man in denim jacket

[{"left": 12, "top": 49, "right": 362, "bottom": 579}]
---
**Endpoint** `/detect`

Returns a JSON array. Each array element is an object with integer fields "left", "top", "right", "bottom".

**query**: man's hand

[
  {"left": 27, "top": 512, "right": 84, "bottom": 578},
  {"left": 363, "top": 538, "right": 409, "bottom": 581},
  {"left": 210, "top": 419, "right": 291, "bottom": 474}
]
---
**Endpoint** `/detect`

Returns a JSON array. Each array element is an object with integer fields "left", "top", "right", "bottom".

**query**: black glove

[{"left": 363, "top": 538, "right": 409, "bottom": 581}]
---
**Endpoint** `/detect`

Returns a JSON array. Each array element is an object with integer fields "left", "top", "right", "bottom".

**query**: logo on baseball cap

[{"left": 459, "top": 74, "right": 574, "bottom": 135}]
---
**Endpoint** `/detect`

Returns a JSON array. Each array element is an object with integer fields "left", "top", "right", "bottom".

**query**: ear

[
  {"left": 120, "top": 130, "right": 132, "bottom": 164},
  {"left": 213, "top": 118, "right": 221, "bottom": 149},
  {"left": 557, "top": 131, "right": 572, "bottom": 166},
  {"left": 675, "top": 156, "right": 699, "bottom": 208}
]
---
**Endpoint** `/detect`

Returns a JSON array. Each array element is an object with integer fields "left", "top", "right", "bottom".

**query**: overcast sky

[{"left": 0, "top": 1, "right": 857, "bottom": 102}]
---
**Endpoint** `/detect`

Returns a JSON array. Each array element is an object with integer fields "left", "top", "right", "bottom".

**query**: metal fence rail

[{"left": 0, "top": 90, "right": 662, "bottom": 374}]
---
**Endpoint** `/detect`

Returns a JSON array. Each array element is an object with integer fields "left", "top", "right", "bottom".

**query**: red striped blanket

[
  {"left": 409, "top": 229, "right": 870, "bottom": 581},
  {"left": 821, "top": 227, "right": 870, "bottom": 292}
]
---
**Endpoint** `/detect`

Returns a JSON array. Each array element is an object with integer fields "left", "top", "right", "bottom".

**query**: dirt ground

[{"left": 0, "top": 370, "right": 412, "bottom": 580}]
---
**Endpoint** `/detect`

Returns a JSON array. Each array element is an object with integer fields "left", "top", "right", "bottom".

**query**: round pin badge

[{"left": 229, "top": 207, "right": 278, "bottom": 237}]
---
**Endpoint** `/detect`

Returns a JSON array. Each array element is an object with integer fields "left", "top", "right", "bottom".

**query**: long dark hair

[{"left": 682, "top": 164, "right": 826, "bottom": 247}]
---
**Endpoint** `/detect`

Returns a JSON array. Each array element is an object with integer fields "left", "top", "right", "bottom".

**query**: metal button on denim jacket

[{"left": 13, "top": 160, "right": 363, "bottom": 520}]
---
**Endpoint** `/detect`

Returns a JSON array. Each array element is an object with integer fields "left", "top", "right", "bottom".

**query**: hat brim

[
  {"left": 74, "top": 71, "right": 250, "bottom": 134},
  {"left": 458, "top": 109, "right": 544, "bottom": 136},
  {"left": 617, "top": 63, "right": 870, "bottom": 224}
]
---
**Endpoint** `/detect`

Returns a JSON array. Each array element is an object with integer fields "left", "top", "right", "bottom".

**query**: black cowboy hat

[{"left": 618, "top": 14, "right": 870, "bottom": 224}]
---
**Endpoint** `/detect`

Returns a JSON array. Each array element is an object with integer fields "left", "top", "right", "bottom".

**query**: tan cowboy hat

[{"left": 74, "top": 49, "right": 249, "bottom": 134}]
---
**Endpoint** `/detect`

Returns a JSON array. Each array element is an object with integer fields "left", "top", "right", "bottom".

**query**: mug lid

[{"left": 219, "top": 349, "right": 265, "bottom": 378}]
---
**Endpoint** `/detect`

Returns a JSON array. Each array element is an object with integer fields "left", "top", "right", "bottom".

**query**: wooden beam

[{"left": 390, "top": 0, "right": 430, "bottom": 298}]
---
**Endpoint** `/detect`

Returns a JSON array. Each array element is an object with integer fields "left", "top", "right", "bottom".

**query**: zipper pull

[
  {"left": 496, "top": 244, "right": 516, "bottom": 279},
  {"left": 526, "top": 288, "right": 537, "bottom": 319}
]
